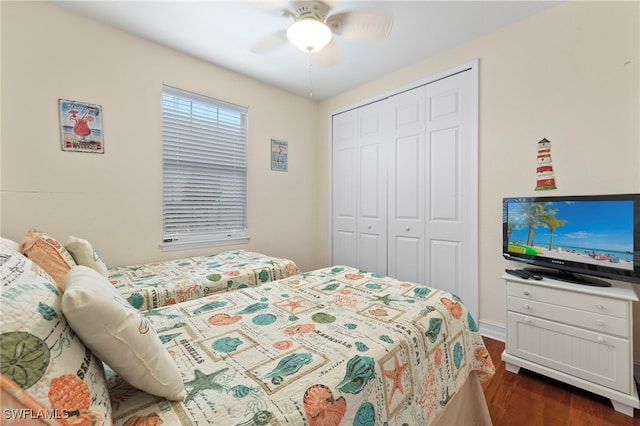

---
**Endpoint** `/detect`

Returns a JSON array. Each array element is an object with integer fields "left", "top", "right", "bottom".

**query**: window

[{"left": 161, "top": 85, "right": 248, "bottom": 250}]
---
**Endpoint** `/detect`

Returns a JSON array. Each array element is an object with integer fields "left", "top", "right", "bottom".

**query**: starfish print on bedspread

[
  {"left": 183, "top": 368, "right": 229, "bottom": 404},
  {"left": 372, "top": 294, "right": 399, "bottom": 306},
  {"left": 383, "top": 353, "right": 408, "bottom": 401},
  {"left": 281, "top": 298, "right": 306, "bottom": 312}
]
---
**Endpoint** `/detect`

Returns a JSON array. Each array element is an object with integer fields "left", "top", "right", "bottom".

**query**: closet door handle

[{"left": 405, "top": 227, "right": 411, "bottom": 232}]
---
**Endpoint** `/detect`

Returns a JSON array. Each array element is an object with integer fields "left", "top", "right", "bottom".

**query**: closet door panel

[
  {"left": 427, "top": 124, "right": 462, "bottom": 295},
  {"left": 334, "top": 230, "right": 357, "bottom": 267},
  {"left": 387, "top": 87, "right": 425, "bottom": 283},
  {"left": 332, "top": 110, "right": 358, "bottom": 268},
  {"left": 358, "top": 233, "right": 384, "bottom": 275},
  {"left": 429, "top": 239, "right": 460, "bottom": 295},
  {"left": 356, "top": 102, "right": 388, "bottom": 275},
  {"left": 358, "top": 144, "right": 383, "bottom": 219},
  {"left": 392, "top": 236, "right": 422, "bottom": 284},
  {"left": 395, "top": 136, "right": 421, "bottom": 218},
  {"left": 424, "top": 70, "right": 477, "bottom": 315},
  {"left": 430, "top": 127, "right": 460, "bottom": 221}
]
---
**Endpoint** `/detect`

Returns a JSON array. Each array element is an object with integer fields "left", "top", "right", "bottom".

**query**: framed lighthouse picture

[
  {"left": 59, "top": 99, "right": 104, "bottom": 153},
  {"left": 534, "top": 137, "right": 557, "bottom": 190}
]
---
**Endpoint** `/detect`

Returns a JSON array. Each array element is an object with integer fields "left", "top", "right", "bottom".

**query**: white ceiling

[{"left": 50, "top": 0, "right": 561, "bottom": 101}]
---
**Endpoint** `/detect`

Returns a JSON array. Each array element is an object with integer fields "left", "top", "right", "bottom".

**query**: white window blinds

[{"left": 162, "top": 85, "right": 248, "bottom": 248}]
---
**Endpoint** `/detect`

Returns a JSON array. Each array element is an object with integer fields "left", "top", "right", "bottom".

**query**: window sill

[{"left": 160, "top": 236, "right": 250, "bottom": 252}]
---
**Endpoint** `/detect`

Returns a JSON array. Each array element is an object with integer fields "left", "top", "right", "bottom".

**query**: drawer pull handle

[
  {"left": 406, "top": 227, "right": 411, "bottom": 232},
  {"left": 523, "top": 291, "right": 530, "bottom": 296},
  {"left": 368, "top": 225, "right": 372, "bottom": 229},
  {"left": 524, "top": 304, "right": 530, "bottom": 310},
  {"left": 596, "top": 304, "right": 604, "bottom": 310},
  {"left": 596, "top": 336, "right": 604, "bottom": 343},
  {"left": 524, "top": 317, "right": 530, "bottom": 323},
  {"left": 596, "top": 320, "right": 605, "bottom": 327}
]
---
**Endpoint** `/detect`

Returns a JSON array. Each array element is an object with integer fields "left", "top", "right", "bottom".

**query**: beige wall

[
  {"left": 1, "top": 1, "right": 324, "bottom": 272},
  {"left": 318, "top": 0, "right": 640, "bottom": 343}
]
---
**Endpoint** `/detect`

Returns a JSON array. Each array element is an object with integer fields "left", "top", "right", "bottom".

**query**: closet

[{"left": 331, "top": 64, "right": 478, "bottom": 320}]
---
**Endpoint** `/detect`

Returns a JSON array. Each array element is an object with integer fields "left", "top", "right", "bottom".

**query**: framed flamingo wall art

[
  {"left": 271, "top": 139, "right": 288, "bottom": 171},
  {"left": 59, "top": 99, "right": 104, "bottom": 153}
]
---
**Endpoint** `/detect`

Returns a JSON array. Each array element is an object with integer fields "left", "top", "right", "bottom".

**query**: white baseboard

[{"left": 479, "top": 319, "right": 505, "bottom": 342}]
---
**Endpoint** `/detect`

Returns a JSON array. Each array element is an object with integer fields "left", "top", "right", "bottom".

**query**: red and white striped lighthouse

[{"left": 535, "top": 137, "right": 557, "bottom": 191}]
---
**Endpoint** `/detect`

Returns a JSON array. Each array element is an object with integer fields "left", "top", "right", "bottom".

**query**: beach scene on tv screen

[{"left": 507, "top": 200, "right": 634, "bottom": 271}]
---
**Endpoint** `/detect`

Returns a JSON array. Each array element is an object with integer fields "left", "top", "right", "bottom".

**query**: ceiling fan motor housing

[{"left": 290, "top": 0, "right": 331, "bottom": 22}]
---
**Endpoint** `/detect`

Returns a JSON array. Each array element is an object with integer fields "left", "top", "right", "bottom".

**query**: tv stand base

[{"left": 503, "top": 354, "right": 638, "bottom": 417}]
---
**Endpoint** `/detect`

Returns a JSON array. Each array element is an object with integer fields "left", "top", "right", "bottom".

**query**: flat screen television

[{"left": 503, "top": 193, "right": 640, "bottom": 287}]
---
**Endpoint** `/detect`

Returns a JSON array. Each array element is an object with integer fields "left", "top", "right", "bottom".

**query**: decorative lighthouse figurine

[{"left": 535, "top": 137, "right": 557, "bottom": 191}]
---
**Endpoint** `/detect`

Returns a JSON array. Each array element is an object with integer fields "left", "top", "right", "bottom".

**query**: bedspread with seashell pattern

[
  {"left": 109, "top": 265, "right": 495, "bottom": 425},
  {"left": 108, "top": 250, "right": 300, "bottom": 311}
]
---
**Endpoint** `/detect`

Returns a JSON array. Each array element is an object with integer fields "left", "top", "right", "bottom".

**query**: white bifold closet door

[
  {"left": 387, "top": 70, "right": 476, "bottom": 309},
  {"left": 331, "top": 101, "right": 389, "bottom": 276},
  {"left": 331, "top": 66, "right": 477, "bottom": 320}
]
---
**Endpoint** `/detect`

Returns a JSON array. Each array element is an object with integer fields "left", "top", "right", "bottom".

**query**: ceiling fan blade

[
  {"left": 327, "top": 9, "right": 393, "bottom": 40},
  {"left": 246, "top": 1, "right": 290, "bottom": 15},
  {"left": 311, "top": 40, "right": 339, "bottom": 67},
  {"left": 251, "top": 31, "right": 288, "bottom": 54}
]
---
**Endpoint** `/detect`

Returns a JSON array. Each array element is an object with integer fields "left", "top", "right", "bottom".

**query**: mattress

[
  {"left": 109, "top": 265, "right": 495, "bottom": 425},
  {"left": 107, "top": 249, "right": 300, "bottom": 311}
]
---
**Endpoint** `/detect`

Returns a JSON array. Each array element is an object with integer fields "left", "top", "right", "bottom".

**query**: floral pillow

[
  {"left": 0, "top": 245, "right": 111, "bottom": 424},
  {"left": 65, "top": 235, "right": 109, "bottom": 277},
  {"left": 20, "top": 229, "right": 77, "bottom": 289}
]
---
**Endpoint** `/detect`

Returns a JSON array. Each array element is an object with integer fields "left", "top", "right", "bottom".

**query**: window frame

[{"left": 160, "top": 85, "right": 249, "bottom": 251}]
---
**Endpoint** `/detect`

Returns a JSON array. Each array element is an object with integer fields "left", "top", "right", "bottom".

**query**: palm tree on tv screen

[
  {"left": 521, "top": 202, "right": 560, "bottom": 247},
  {"left": 539, "top": 214, "right": 567, "bottom": 250}
]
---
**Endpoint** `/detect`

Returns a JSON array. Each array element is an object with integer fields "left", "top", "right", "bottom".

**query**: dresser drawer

[
  {"left": 507, "top": 312, "right": 631, "bottom": 394},
  {"left": 507, "top": 295, "right": 629, "bottom": 338},
  {"left": 507, "top": 281, "right": 629, "bottom": 319}
]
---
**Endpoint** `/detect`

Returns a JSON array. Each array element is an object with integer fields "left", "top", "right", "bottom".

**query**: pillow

[
  {"left": 0, "top": 245, "right": 112, "bottom": 424},
  {"left": 20, "top": 228, "right": 77, "bottom": 289},
  {"left": 62, "top": 266, "right": 186, "bottom": 401},
  {"left": 65, "top": 235, "right": 109, "bottom": 277},
  {"left": 1, "top": 237, "right": 20, "bottom": 251}
]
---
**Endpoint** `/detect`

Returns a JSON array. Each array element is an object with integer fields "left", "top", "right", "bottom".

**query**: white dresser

[{"left": 501, "top": 274, "right": 640, "bottom": 416}]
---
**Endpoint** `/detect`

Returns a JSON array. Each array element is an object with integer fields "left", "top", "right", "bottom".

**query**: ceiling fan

[{"left": 252, "top": 0, "right": 393, "bottom": 67}]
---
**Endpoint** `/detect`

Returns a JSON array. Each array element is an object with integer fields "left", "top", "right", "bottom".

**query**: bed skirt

[{"left": 432, "top": 371, "right": 492, "bottom": 426}]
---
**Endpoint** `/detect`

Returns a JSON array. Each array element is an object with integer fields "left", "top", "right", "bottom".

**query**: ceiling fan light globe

[{"left": 286, "top": 19, "right": 332, "bottom": 53}]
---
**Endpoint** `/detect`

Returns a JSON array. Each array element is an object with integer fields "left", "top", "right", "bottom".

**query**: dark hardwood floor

[{"left": 481, "top": 337, "right": 640, "bottom": 426}]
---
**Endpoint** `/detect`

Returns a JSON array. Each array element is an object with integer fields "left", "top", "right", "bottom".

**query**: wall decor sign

[
  {"left": 271, "top": 139, "right": 288, "bottom": 171},
  {"left": 59, "top": 99, "right": 104, "bottom": 153},
  {"left": 535, "top": 137, "right": 557, "bottom": 191}
]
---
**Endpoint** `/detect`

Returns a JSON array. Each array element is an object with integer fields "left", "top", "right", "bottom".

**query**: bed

[
  {"left": 14, "top": 229, "right": 300, "bottom": 311},
  {"left": 109, "top": 265, "right": 495, "bottom": 425},
  {"left": 107, "top": 250, "right": 300, "bottom": 311}
]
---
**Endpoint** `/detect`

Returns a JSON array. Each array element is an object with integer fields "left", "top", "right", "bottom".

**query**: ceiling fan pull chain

[{"left": 308, "top": 55, "right": 314, "bottom": 98}]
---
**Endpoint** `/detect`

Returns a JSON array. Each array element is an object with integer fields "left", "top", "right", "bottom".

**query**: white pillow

[
  {"left": 0, "top": 237, "right": 20, "bottom": 251},
  {"left": 65, "top": 235, "right": 109, "bottom": 277},
  {"left": 62, "top": 266, "right": 186, "bottom": 401}
]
